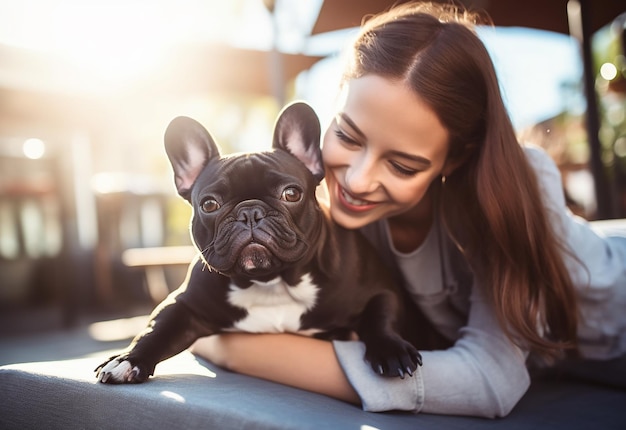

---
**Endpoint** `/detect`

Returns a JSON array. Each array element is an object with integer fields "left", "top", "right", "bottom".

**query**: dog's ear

[
  {"left": 164, "top": 116, "right": 220, "bottom": 201},
  {"left": 272, "top": 102, "right": 324, "bottom": 183}
]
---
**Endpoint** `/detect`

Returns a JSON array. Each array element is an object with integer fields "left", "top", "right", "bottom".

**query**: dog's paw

[
  {"left": 364, "top": 336, "right": 422, "bottom": 379},
  {"left": 95, "top": 356, "right": 148, "bottom": 384}
]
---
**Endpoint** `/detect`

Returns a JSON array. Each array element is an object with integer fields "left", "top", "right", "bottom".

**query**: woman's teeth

[{"left": 342, "top": 188, "right": 371, "bottom": 206}]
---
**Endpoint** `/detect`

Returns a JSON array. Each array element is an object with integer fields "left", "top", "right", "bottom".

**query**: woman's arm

[
  {"left": 190, "top": 333, "right": 360, "bottom": 405},
  {"left": 190, "top": 289, "right": 530, "bottom": 418}
]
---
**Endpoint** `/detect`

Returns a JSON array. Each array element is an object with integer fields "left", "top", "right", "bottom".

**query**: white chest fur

[{"left": 226, "top": 273, "right": 320, "bottom": 334}]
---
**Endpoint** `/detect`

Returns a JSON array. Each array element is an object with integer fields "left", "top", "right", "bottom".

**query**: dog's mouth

[
  {"left": 238, "top": 242, "right": 274, "bottom": 274},
  {"left": 202, "top": 207, "right": 316, "bottom": 279},
  {"left": 206, "top": 236, "right": 308, "bottom": 280}
]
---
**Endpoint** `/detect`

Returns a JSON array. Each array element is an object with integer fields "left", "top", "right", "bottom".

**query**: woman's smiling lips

[{"left": 336, "top": 183, "right": 380, "bottom": 212}]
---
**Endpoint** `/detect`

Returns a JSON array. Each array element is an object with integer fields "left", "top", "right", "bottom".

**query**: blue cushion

[{"left": 1, "top": 351, "right": 625, "bottom": 429}]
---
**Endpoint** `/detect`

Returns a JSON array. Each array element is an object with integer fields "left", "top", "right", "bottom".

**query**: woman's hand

[{"left": 190, "top": 333, "right": 360, "bottom": 405}]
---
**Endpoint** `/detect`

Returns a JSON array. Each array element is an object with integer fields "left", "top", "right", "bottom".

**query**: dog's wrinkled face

[
  {"left": 165, "top": 102, "right": 324, "bottom": 283},
  {"left": 189, "top": 150, "right": 320, "bottom": 279}
]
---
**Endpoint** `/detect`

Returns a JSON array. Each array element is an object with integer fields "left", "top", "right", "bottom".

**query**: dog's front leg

[
  {"left": 357, "top": 291, "right": 423, "bottom": 378},
  {"left": 95, "top": 298, "right": 208, "bottom": 384}
]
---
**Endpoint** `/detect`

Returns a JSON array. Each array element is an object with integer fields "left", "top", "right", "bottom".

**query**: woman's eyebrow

[
  {"left": 337, "top": 113, "right": 366, "bottom": 139},
  {"left": 389, "top": 150, "right": 432, "bottom": 167}
]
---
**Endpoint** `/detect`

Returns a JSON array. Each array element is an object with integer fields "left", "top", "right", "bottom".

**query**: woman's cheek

[
  {"left": 322, "top": 137, "right": 351, "bottom": 168},
  {"left": 321, "top": 138, "right": 339, "bottom": 167}
]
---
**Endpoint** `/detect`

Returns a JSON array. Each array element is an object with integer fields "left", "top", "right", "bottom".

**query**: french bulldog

[{"left": 96, "top": 102, "right": 421, "bottom": 384}]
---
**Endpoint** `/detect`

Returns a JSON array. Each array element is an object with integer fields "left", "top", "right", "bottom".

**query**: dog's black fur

[{"left": 95, "top": 102, "right": 421, "bottom": 384}]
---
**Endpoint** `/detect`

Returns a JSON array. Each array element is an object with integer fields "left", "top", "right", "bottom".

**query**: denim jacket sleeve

[{"left": 333, "top": 283, "right": 530, "bottom": 417}]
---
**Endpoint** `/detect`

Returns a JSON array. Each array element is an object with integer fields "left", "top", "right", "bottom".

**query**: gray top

[{"left": 333, "top": 146, "right": 626, "bottom": 417}]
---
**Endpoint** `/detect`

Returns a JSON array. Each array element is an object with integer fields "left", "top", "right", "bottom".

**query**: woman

[{"left": 191, "top": 2, "right": 626, "bottom": 417}]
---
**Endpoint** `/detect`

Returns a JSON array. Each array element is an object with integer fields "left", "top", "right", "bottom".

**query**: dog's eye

[
  {"left": 281, "top": 187, "right": 302, "bottom": 202},
  {"left": 201, "top": 198, "right": 220, "bottom": 213}
]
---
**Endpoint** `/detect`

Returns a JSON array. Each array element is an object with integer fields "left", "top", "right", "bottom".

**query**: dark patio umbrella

[{"left": 312, "top": 0, "right": 623, "bottom": 35}]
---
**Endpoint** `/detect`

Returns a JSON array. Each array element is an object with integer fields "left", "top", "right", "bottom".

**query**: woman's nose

[{"left": 345, "top": 157, "right": 380, "bottom": 195}]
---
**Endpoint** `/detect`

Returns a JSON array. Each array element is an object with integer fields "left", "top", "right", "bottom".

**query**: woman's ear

[
  {"left": 442, "top": 143, "right": 476, "bottom": 176},
  {"left": 441, "top": 157, "right": 464, "bottom": 177}
]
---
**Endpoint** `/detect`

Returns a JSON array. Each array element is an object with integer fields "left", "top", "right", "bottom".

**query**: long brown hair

[{"left": 344, "top": 2, "right": 578, "bottom": 361}]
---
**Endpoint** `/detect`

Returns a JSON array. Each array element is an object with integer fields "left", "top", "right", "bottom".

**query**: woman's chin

[{"left": 328, "top": 205, "right": 374, "bottom": 230}]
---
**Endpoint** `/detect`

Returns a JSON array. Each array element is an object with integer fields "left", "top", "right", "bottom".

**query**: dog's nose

[{"left": 237, "top": 206, "right": 265, "bottom": 225}]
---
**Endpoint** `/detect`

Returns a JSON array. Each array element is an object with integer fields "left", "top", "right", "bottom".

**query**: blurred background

[{"left": 0, "top": 0, "right": 625, "bottom": 363}]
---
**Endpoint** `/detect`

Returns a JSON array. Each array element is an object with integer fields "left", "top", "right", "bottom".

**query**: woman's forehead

[{"left": 338, "top": 75, "right": 450, "bottom": 161}]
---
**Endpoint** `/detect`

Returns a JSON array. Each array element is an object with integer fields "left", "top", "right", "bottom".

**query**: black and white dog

[{"left": 96, "top": 102, "right": 421, "bottom": 384}]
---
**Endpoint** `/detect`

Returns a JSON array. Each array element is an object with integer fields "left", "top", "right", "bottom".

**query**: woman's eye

[
  {"left": 281, "top": 187, "right": 302, "bottom": 202},
  {"left": 201, "top": 198, "right": 220, "bottom": 213},
  {"left": 389, "top": 161, "right": 419, "bottom": 177},
  {"left": 334, "top": 128, "right": 360, "bottom": 146}
]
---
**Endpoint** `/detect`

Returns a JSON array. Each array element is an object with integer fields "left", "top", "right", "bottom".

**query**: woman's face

[{"left": 322, "top": 74, "right": 451, "bottom": 230}]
